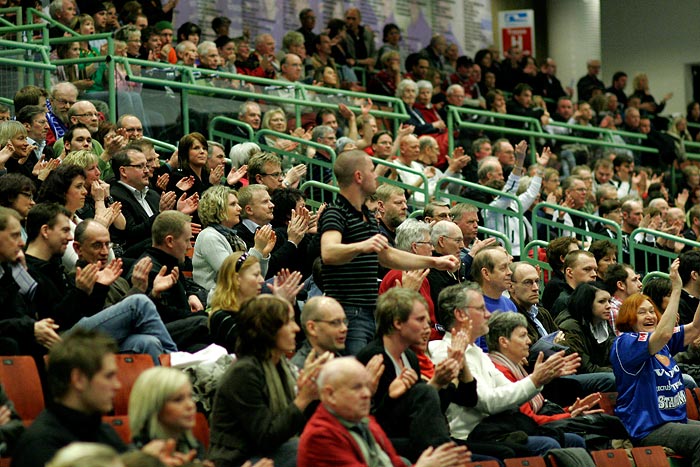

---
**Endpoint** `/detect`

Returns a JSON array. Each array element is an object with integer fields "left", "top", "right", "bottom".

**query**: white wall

[
  {"left": 545, "top": 0, "right": 600, "bottom": 101},
  {"left": 600, "top": 0, "right": 700, "bottom": 115}
]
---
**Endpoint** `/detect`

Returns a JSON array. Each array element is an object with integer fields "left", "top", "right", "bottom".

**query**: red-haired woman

[{"left": 611, "top": 258, "right": 700, "bottom": 463}]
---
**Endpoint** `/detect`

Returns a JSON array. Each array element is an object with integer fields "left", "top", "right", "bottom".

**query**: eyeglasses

[
  {"left": 443, "top": 236, "right": 464, "bottom": 244},
  {"left": 124, "top": 127, "right": 143, "bottom": 133},
  {"left": 124, "top": 163, "right": 149, "bottom": 170},
  {"left": 74, "top": 112, "right": 99, "bottom": 118},
  {"left": 19, "top": 191, "right": 34, "bottom": 200},
  {"left": 89, "top": 241, "right": 113, "bottom": 250},
  {"left": 262, "top": 172, "right": 283, "bottom": 178},
  {"left": 465, "top": 304, "right": 488, "bottom": 313},
  {"left": 313, "top": 318, "right": 349, "bottom": 328},
  {"left": 414, "top": 241, "right": 432, "bottom": 246},
  {"left": 235, "top": 252, "right": 249, "bottom": 272}
]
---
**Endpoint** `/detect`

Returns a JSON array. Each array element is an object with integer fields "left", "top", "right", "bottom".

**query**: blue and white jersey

[{"left": 611, "top": 327, "right": 687, "bottom": 441}]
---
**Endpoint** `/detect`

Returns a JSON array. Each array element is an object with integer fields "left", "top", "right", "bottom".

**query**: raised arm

[{"left": 650, "top": 258, "right": 684, "bottom": 353}]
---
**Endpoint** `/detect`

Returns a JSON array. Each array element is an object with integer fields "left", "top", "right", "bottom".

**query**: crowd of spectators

[{"left": 2, "top": 1, "right": 700, "bottom": 466}]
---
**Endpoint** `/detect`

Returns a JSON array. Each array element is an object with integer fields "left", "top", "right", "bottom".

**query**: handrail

[
  {"left": 0, "top": 96, "right": 12, "bottom": 107},
  {"left": 641, "top": 271, "right": 669, "bottom": 286},
  {"left": 299, "top": 181, "right": 339, "bottom": 208},
  {"left": 545, "top": 120, "right": 648, "bottom": 140},
  {"left": 256, "top": 128, "right": 337, "bottom": 205},
  {"left": 521, "top": 239, "right": 553, "bottom": 286},
  {"left": 439, "top": 176, "right": 524, "bottom": 256},
  {"left": 142, "top": 136, "right": 177, "bottom": 154},
  {"left": 371, "top": 158, "right": 430, "bottom": 210},
  {"left": 446, "top": 106, "right": 659, "bottom": 158},
  {"left": 478, "top": 226, "right": 512, "bottom": 254},
  {"left": 25, "top": 7, "right": 75, "bottom": 38},
  {"left": 0, "top": 7, "right": 22, "bottom": 27},
  {"left": 628, "top": 227, "right": 700, "bottom": 273},
  {"left": 208, "top": 116, "right": 254, "bottom": 146},
  {"left": 531, "top": 202, "right": 624, "bottom": 259}
]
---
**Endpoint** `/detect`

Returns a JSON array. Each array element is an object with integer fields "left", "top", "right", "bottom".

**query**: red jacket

[{"left": 298, "top": 404, "right": 406, "bottom": 467}]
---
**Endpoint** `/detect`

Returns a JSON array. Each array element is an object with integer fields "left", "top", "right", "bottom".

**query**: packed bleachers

[{"left": 2, "top": 1, "right": 700, "bottom": 466}]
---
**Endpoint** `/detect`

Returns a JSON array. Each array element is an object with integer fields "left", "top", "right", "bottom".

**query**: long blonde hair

[
  {"left": 128, "top": 367, "right": 197, "bottom": 444},
  {"left": 210, "top": 251, "right": 260, "bottom": 313}
]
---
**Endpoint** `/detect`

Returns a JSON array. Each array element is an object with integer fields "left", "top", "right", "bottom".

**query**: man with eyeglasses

[
  {"left": 53, "top": 101, "right": 106, "bottom": 158},
  {"left": 46, "top": 82, "right": 78, "bottom": 145},
  {"left": 110, "top": 146, "right": 196, "bottom": 255},
  {"left": 422, "top": 201, "right": 452, "bottom": 224},
  {"left": 24, "top": 204, "right": 178, "bottom": 363},
  {"left": 430, "top": 282, "right": 580, "bottom": 457},
  {"left": 291, "top": 296, "right": 348, "bottom": 368},
  {"left": 117, "top": 115, "right": 144, "bottom": 142},
  {"left": 426, "top": 220, "right": 465, "bottom": 309}
]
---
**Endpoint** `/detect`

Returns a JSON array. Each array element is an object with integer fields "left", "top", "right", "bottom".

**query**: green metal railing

[
  {"left": 371, "top": 157, "right": 430, "bottom": 211},
  {"left": 642, "top": 271, "right": 670, "bottom": 287},
  {"left": 478, "top": 225, "right": 512, "bottom": 254},
  {"left": 446, "top": 106, "right": 659, "bottom": 162},
  {"left": 531, "top": 202, "right": 624, "bottom": 260},
  {"left": 208, "top": 116, "right": 254, "bottom": 147},
  {"left": 440, "top": 177, "right": 525, "bottom": 255},
  {"left": 628, "top": 228, "right": 700, "bottom": 272},
  {"left": 142, "top": 136, "right": 176, "bottom": 154},
  {"left": 300, "top": 181, "right": 338, "bottom": 209}
]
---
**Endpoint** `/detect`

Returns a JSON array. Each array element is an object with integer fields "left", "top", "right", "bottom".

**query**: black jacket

[
  {"left": 109, "top": 181, "right": 161, "bottom": 250},
  {"left": 127, "top": 247, "right": 207, "bottom": 323},
  {"left": 11, "top": 403, "right": 127, "bottom": 467}
]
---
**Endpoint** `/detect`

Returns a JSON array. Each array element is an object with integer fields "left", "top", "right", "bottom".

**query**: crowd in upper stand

[{"left": 2, "top": 1, "right": 700, "bottom": 467}]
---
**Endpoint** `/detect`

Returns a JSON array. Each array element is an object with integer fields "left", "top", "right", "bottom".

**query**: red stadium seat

[
  {"left": 104, "top": 415, "right": 132, "bottom": 444},
  {"left": 504, "top": 457, "right": 547, "bottom": 467},
  {"left": 113, "top": 354, "right": 155, "bottom": 415},
  {"left": 0, "top": 356, "right": 45, "bottom": 421},
  {"left": 591, "top": 449, "right": 632, "bottom": 467},
  {"left": 630, "top": 446, "right": 670, "bottom": 467}
]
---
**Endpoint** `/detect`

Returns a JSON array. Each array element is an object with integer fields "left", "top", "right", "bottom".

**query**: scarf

[
  {"left": 211, "top": 224, "right": 247, "bottom": 252},
  {"left": 489, "top": 351, "right": 544, "bottom": 414},
  {"left": 262, "top": 357, "right": 296, "bottom": 414},
  {"left": 45, "top": 99, "right": 66, "bottom": 139}
]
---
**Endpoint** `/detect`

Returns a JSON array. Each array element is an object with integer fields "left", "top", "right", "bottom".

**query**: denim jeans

[
  {"left": 526, "top": 432, "right": 585, "bottom": 455},
  {"left": 74, "top": 294, "right": 177, "bottom": 364},
  {"left": 344, "top": 306, "right": 377, "bottom": 356}
]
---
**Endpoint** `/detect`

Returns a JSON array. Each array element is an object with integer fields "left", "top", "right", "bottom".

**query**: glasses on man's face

[
  {"left": 19, "top": 191, "right": 34, "bottom": 200},
  {"left": 443, "top": 236, "right": 464, "bottom": 244},
  {"left": 262, "top": 172, "right": 283, "bottom": 178},
  {"left": 124, "top": 127, "right": 143, "bottom": 133},
  {"left": 75, "top": 112, "right": 99, "bottom": 118},
  {"left": 314, "top": 318, "right": 349, "bottom": 328}
]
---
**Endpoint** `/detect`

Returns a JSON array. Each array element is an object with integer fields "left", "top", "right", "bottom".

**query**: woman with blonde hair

[
  {"left": 0, "top": 120, "right": 35, "bottom": 175},
  {"left": 630, "top": 72, "right": 672, "bottom": 117},
  {"left": 47, "top": 443, "right": 124, "bottom": 467},
  {"left": 209, "top": 251, "right": 303, "bottom": 353},
  {"left": 129, "top": 367, "right": 204, "bottom": 460},
  {"left": 193, "top": 185, "right": 274, "bottom": 292}
]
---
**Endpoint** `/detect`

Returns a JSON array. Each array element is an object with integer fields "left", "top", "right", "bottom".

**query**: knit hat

[{"left": 154, "top": 21, "right": 174, "bottom": 33}]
